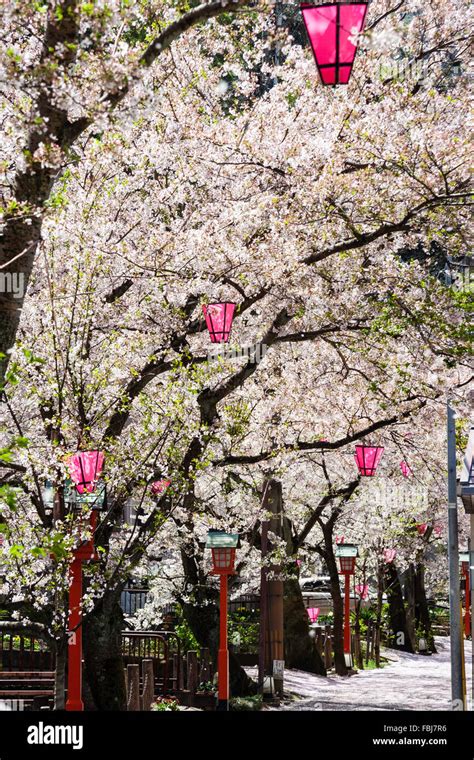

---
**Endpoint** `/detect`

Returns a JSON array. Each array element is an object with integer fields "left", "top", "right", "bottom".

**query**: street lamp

[
  {"left": 65, "top": 450, "right": 106, "bottom": 711},
  {"left": 460, "top": 551, "right": 471, "bottom": 638},
  {"left": 335, "top": 543, "right": 358, "bottom": 667},
  {"left": 206, "top": 529, "right": 239, "bottom": 711},
  {"left": 202, "top": 302, "right": 236, "bottom": 344},
  {"left": 354, "top": 444, "right": 384, "bottom": 476},
  {"left": 300, "top": 2, "right": 369, "bottom": 85}
]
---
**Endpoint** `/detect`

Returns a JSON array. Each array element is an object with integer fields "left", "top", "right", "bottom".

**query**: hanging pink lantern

[
  {"left": 202, "top": 302, "right": 236, "bottom": 344},
  {"left": 307, "top": 607, "right": 320, "bottom": 623},
  {"left": 355, "top": 584, "right": 369, "bottom": 600},
  {"left": 150, "top": 479, "right": 171, "bottom": 496},
  {"left": 68, "top": 451, "right": 104, "bottom": 494},
  {"left": 400, "top": 461, "right": 413, "bottom": 478},
  {"left": 354, "top": 445, "right": 384, "bottom": 476},
  {"left": 417, "top": 523, "right": 428, "bottom": 536},
  {"left": 384, "top": 548, "right": 397, "bottom": 564},
  {"left": 300, "top": 2, "right": 368, "bottom": 85}
]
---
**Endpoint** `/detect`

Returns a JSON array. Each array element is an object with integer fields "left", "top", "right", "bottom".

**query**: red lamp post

[
  {"left": 65, "top": 450, "right": 105, "bottom": 711},
  {"left": 202, "top": 302, "right": 236, "bottom": 343},
  {"left": 354, "top": 444, "right": 384, "bottom": 476},
  {"left": 335, "top": 543, "right": 358, "bottom": 667},
  {"left": 206, "top": 530, "right": 239, "bottom": 711},
  {"left": 300, "top": 2, "right": 368, "bottom": 85},
  {"left": 460, "top": 552, "right": 471, "bottom": 638}
]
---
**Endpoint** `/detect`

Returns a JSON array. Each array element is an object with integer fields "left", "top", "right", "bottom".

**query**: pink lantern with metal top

[
  {"left": 354, "top": 444, "right": 384, "bottom": 476},
  {"left": 300, "top": 2, "right": 368, "bottom": 85},
  {"left": 202, "top": 302, "right": 236, "bottom": 344},
  {"left": 68, "top": 451, "right": 105, "bottom": 494},
  {"left": 384, "top": 548, "right": 397, "bottom": 564}
]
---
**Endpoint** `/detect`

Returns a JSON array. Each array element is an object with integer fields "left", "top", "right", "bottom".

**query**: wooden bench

[{"left": 0, "top": 672, "right": 54, "bottom": 710}]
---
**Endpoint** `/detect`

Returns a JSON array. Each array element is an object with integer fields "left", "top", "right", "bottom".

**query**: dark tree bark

[
  {"left": 82, "top": 592, "right": 127, "bottom": 711},
  {"left": 325, "top": 549, "right": 347, "bottom": 675},
  {"left": 414, "top": 564, "right": 436, "bottom": 653},
  {"left": 384, "top": 563, "right": 415, "bottom": 653},
  {"left": 182, "top": 590, "right": 257, "bottom": 697},
  {"left": 283, "top": 577, "right": 326, "bottom": 675}
]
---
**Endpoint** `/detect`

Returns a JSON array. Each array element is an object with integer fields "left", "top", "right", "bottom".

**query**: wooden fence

[{"left": 125, "top": 648, "right": 215, "bottom": 710}]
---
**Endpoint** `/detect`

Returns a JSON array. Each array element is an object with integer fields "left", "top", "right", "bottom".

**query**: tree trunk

[
  {"left": 374, "top": 564, "right": 383, "bottom": 668},
  {"left": 326, "top": 551, "right": 347, "bottom": 675},
  {"left": 384, "top": 563, "right": 415, "bottom": 653},
  {"left": 182, "top": 589, "right": 257, "bottom": 697},
  {"left": 353, "top": 598, "right": 363, "bottom": 670},
  {"left": 53, "top": 637, "right": 67, "bottom": 710},
  {"left": 414, "top": 563, "right": 436, "bottom": 653},
  {"left": 283, "top": 577, "right": 326, "bottom": 675},
  {"left": 403, "top": 564, "right": 418, "bottom": 653},
  {"left": 83, "top": 592, "right": 127, "bottom": 711}
]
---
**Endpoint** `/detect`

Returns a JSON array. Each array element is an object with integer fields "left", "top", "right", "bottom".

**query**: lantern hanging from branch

[
  {"left": 400, "top": 460, "right": 413, "bottom": 478},
  {"left": 150, "top": 479, "right": 171, "bottom": 496},
  {"left": 300, "top": 2, "right": 369, "bottom": 85},
  {"left": 354, "top": 444, "right": 384, "bottom": 476},
  {"left": 384, "top": 548, "right": 397, "bottom": 564},
  {"left": 202, "top": 302, "right": 236, "bottom": 344},
  {"left": 68, "top": 451, "right": 105, "bottom": 494}
]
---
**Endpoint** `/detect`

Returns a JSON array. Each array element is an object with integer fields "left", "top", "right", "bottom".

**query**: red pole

[
  {"left": 465, "top": 567, "right": 471, "bottom": 638},
  {"left": 66, "top": 555, "right": 84, "bottom": 711},
  {"left": 344, "top": 572, "right": 351, "bottom": 666},
  {"left": 217, "top": 573, "right": 229, "bottom": 710}
]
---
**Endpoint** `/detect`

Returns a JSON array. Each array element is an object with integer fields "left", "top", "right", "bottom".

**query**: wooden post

[
  {"left": 200, "top": 648, "right": 211, "bottom": 684},
  {"left": 267, "top": 480, "right": 284, "bottom": 697},
  {"left": 141, "top": 659, "right": 155, "bottom": 711},
  {"left": 187, "top": 651, "right": 198, "bottom": 706},
  {"left": 324, "top": 624, "right": 332, "bottom": 669},
  {"left": 126, "top": 664, "right": 140, "bottom": 712}
]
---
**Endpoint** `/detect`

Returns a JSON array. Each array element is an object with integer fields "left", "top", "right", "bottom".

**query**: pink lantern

[
  {"left": 355, "top": 584, "right": 369, "bottom": 600},
  {"left": 68, "top": 451, "right": 104, "bottom": 494},
  {"left": 307, "top": 607, "right": 320, "bottom": 623},
  {"left": 384, "top": 548, "right": 397, "bottom": 564},
  {"left": 151, "top": 479, "right": 171, "bottom": 496},
  {"left": 400, "top": 460, "right": 413, "bottom": 478},
  {"left": 202, "top": 302, "right": 236, "bottom": 344},
  {"left": 417, "top": 523, "right": 428, "bottom": 536},
  {"left": 354, "top": 445, "right": 384, "bottom": 476},
  {"left": 300, "top": 2, "right": 368, "bottom": 85}
]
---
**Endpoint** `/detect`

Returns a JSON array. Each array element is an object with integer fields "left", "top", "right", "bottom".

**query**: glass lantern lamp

[{"left": 335, "top": 543, "right": 359, "bottom": 574}]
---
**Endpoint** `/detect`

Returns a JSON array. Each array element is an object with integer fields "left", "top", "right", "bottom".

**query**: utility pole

[{"left": 447, "top": 402, "right": 465, "bottom": 709}]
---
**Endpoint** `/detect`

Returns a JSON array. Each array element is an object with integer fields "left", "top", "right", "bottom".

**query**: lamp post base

[
  {"left": 344, "top": 653, "right": 353, "bottom": 668},
  {"left": 216, "top": 699, "right": 229, "bottom": 711}
]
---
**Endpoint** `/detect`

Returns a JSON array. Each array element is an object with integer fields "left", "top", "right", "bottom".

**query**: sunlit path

[{"left": 250, "top": 638, "right": 473, "bottom": 711}]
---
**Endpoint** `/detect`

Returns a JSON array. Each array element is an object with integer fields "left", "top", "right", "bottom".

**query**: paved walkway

[{"left": 249, "top": 638, "right": 473, "bottom": 711}]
